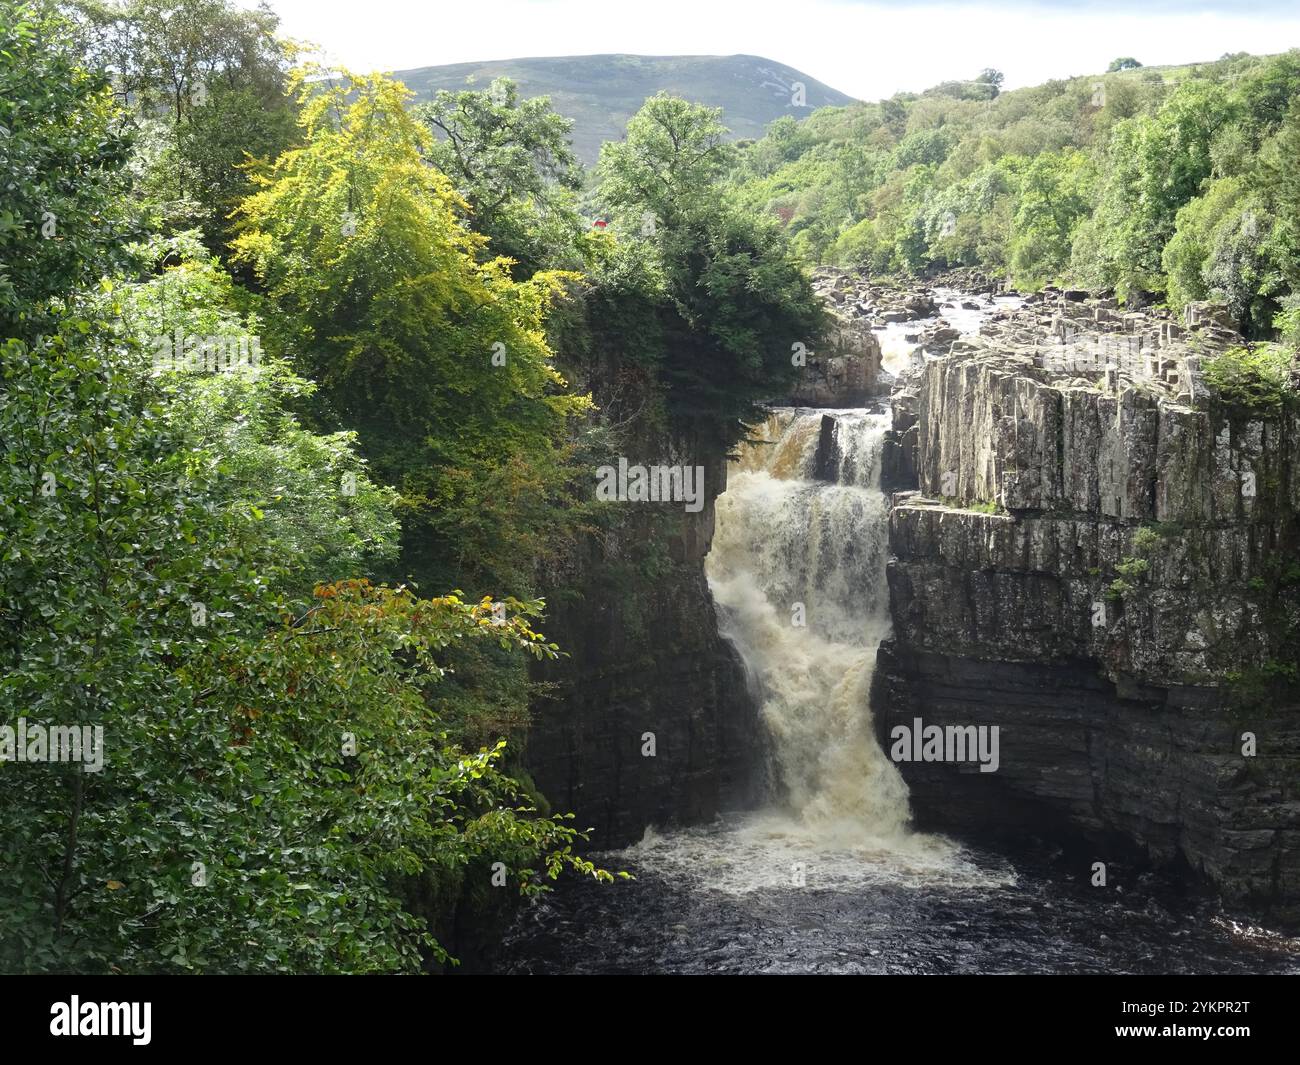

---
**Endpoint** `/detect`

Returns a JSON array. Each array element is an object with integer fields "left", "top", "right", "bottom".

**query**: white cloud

[{"left": 245, "top": 0, "right": 1300, "bottom": 100}]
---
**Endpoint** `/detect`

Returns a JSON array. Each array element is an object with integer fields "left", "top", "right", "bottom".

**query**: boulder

[{"left": 1184, "top": 301, "right": 1236, "bottom": 333}]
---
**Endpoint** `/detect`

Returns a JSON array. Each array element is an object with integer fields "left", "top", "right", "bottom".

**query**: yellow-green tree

[{"left": 233, "top": 70, "right": 591, "bottom": 593}]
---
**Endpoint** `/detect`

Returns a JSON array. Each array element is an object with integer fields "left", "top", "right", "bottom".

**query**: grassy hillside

[{"left": 392, "top": 53, "right": 856, "bottom": 163}]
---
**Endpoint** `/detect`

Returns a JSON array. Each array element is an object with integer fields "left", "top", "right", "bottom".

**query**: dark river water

[{"left": 491, "top": 816, "right": 1300, "bottom": 975}]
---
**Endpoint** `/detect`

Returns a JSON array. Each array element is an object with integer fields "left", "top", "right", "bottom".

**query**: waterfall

[
  {"left": 609, "top": 399, "right": 1006, "bottom": 896},
  {"left": 705, "top": 408, "right": 913, "bottom": 847}
]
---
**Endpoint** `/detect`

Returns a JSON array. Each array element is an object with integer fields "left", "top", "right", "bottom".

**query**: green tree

[
  {"left": 1234, "top": 50, "right": 1300, "bottom": 150},
  {"left": 976, "top": 68, "right": 1005, "bottom": 97},
  {"left": 595, "top": 94, "right": 824, "bottom": 442},
  {"left": 0, "top": 0, "right": 135, "bottom": 343},
  {"left": 1008, "top": 149, "right": 1094, "bottom": 287},
  {"left": 1, "top": 13, "right": 618, "bottom": 973},
  {"left": 232, "top": 70, "right": 591, "bottom": 594},
  {"left": 1254, "top": 102, "right": 1300, "bottom": 294},
  {"left": 1076, "top": 81, "right": 1233, "bottom": 296},
  {"left": 597, "top": 93, "right": 736, "bottom": 231},
  {"left": 0, "top": 327, "right": 606, "bottom": 970},
  {"left": 71, "top": 0, "right": 299, "bottom": 250},
  {"left": 113, "top": 230, "right": 403, "bottom": 592},
  {"left": 414, "top": 78, "right": 585, "bottom": 276}
]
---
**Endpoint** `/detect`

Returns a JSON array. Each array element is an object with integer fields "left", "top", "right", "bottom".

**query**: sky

[{"left": 243, "top": 0, "right": 1300, "bottom": 100}]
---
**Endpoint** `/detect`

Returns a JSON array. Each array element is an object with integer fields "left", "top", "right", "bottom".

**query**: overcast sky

[{"left": 243, "top": 0, "right": 1300, "bottom": 100}]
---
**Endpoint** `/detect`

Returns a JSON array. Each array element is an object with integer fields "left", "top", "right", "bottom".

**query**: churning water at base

[
  {"left": 701, "top": 408, "right": 989, "bottom": 875},
  {"left": 494, "top": 821, "right": 1300, "bottom": 973},
  {"left": 493, "top": 406, "right": 1300, "bottom": 974}
]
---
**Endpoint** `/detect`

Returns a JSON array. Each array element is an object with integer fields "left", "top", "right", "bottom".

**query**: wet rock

[
  {"left": 786, "top": 315, "right": 883, "bottom": 406},
  {"left": 528, "top": 409, "right": 763, "bottom": 847},
  {"left": 906, "top": 294, "right": 939, "bottom": 318}
]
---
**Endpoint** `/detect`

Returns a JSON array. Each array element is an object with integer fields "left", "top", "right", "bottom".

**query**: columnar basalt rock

[
  {"left": 913, "top": 352, "right": 1299, "bottom": 523},
  {"left": 875, "top": 296, "right": 1300, "bottom": 918}
]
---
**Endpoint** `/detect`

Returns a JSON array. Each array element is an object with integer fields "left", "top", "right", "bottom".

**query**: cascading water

[
  {"left": 705, "top": 409, "right": 910, "bottom": 842},
  {"left": 542, "top": 406, "right": 998, "bottom": 897}
]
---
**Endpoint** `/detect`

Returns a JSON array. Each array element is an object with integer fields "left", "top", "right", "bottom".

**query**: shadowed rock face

[
  {"left": 873, "top": 287, "right": 1300, "bottom": 919},
  {"left": 524, "top": 435, "right": 764, "bottom": 850}
]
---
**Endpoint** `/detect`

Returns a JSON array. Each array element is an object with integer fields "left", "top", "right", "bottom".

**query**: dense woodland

[
  {"left": 731, "top": 52, "right": 1300, "bottom": 343},
  {"left": 1, "top": 0, "right": 1297, "bottom": 973}
]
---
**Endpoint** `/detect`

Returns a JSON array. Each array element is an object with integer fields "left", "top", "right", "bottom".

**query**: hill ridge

[{"left": 392, "top": 52, "right": 857, "bottom": 163}]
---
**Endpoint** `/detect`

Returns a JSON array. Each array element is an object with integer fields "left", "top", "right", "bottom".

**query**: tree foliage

[
  {"left": 0, "top": 0, "right": 135, "bottom": 342},
  {"left": 232, "top": 70, "right": 591, "bottom": 594},
  {"left": 595, "top": 94, "right": 824, "bottom": 443},
  {"left": 1, "top": 9, "right": 623, "bottom": 974},
  {"left": 70, "top": 0, "right": 299, "bottom": 250},
  {"left": 413, "top": 77, "right": 586, "bottom": 275},
  {"left": 730, "top": 48, "right": 1300, "bottom": 338}
]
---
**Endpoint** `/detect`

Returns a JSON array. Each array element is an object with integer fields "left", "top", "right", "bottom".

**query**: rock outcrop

[
  {"left": 874, "top": 287, "right": 1300, "bottom": 918},
  {"left": 787, "top": 314, "right": 883, "bottom": 406}
]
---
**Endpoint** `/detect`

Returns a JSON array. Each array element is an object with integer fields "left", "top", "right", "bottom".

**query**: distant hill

[{"left": 392, "top": 53, "right": 857, "bottom": 164}]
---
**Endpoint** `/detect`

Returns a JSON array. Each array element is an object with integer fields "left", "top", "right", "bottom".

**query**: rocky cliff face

[
  {"left": 525, "top": 434, "right": 763, "bottom": 850},
  {"left": 873, "top": 288, "right": 1300, "bottom": 918},
  {"left": 786, "top": 313, "right": 883, "bottom": 406}
]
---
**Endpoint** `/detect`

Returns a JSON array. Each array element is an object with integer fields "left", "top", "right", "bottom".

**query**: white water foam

[
  {"left": 622, "top": 407, "right": 1012, "bottom": 895},
  {"left": 875, "top": 288, "right": 1024, "bottom": 377}
]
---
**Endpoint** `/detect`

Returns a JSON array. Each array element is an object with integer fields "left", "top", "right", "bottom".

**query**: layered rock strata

[{"left": 874, "top": 291, "right": 1300, "bottom": 917}]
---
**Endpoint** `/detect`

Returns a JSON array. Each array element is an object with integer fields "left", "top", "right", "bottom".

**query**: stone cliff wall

[
  {"left": 915, "top": 353, "right": 1299, "bottom": 523},
  {"left": 875, "top": 304, "right": 1300, "bottom": 918},
  {"left": 525, "top": 438, "right": 762, "bottom": 850}
]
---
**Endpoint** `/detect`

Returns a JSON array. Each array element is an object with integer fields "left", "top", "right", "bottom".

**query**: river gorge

[
  {"left": 494, "top": 278, "right": 1300, "bottom": 975},
  {"left": 13, "top": 0, "right": 1300, "bottom": 1004}
]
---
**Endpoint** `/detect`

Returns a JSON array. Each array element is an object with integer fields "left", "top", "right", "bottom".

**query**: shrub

[{"left": 1203, "top": 345, "right": 1297, "bottom": 417}]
